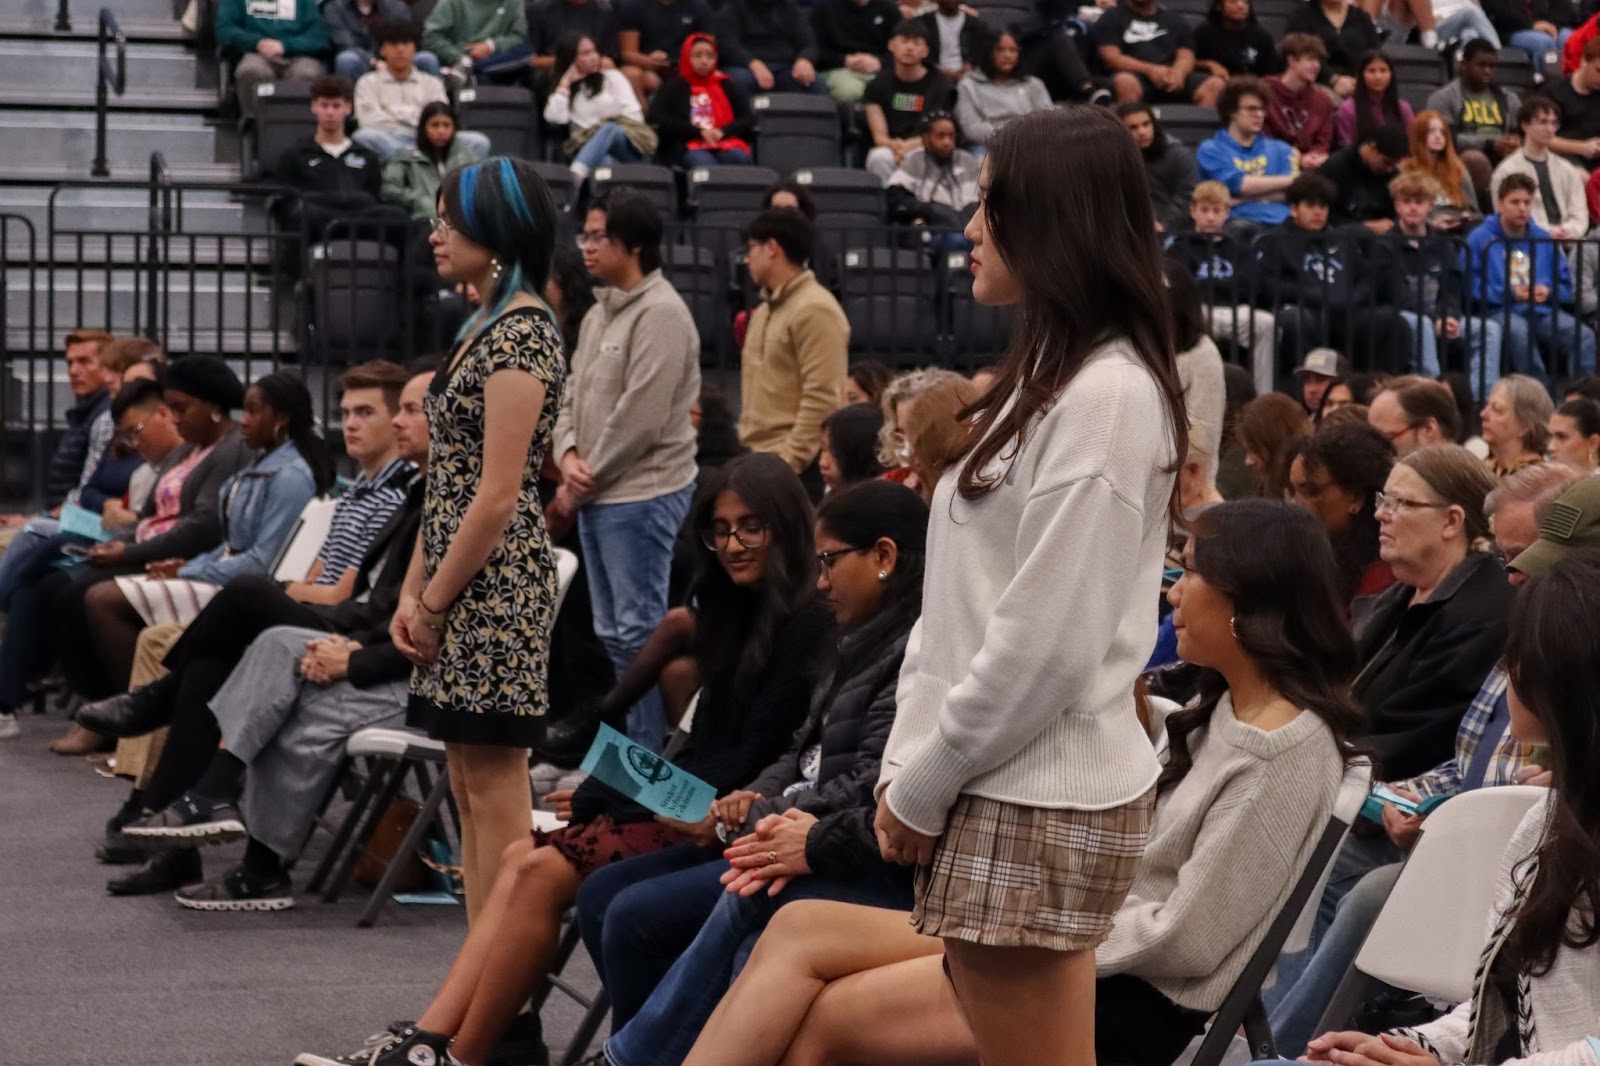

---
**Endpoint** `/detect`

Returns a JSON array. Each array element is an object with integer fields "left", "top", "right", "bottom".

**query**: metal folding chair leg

[
  {"left": 533, "top": 917, "right": 613, "bottom": 1065},
  {"left": 322, "top": 755, "right": 410, "bottom": 903},
  {"left": 356, "top": 761, "right": 453, "bottom": 928},
  {"left": 306, "top": 754, "right": 385, "bottom": 895}
]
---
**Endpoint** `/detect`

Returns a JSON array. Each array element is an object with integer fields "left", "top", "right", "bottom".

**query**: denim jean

[
  {"left": 682, "top": 148, "right": 753, "bottom": 167},
  {"left": 601, "top": 870, "right": 914, "bottom": 1066},
  {"left": 578, "top": 849, "right": 730, "bottom": 1028},
  {"left": 469, "top": 40, "right": 536, "bottom": 82},
  {"left": 573, "top": 122, "right": 646, "bottom": 172},
  {"left": 0, "top": 517, "right": 61, "bottom": 608},
  {"left": 576, "top": 484, "right": 694, "bottom": 750},
  {"left": 351, "top": 127, "right": 490, "bottom": 164},
  {"left": 1267, "top": 863, "right": 1404, "bottom": 1058},
  {"left": 1395, "top": 312, "right": 1503, "bottom": 397},
  {"left": 333, "top": 48, "right": 441, "bottom": 82},
  {"left": 1262, "top": 833, "right": 1404, "bottom": 1022},
  {"left": 1508, "top": 28, "right": 1559, "bottom": 71},
  {"left": 1436, "top": 6, "right": 1500, "bottom": 45},
  {"left": 1500, "top": 309, "right": 1599, "bottom": 385},
  {"left": 722, "top": 65, "right": 829, "bottom": 98}
]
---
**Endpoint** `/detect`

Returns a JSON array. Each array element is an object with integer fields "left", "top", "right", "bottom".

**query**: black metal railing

[
  {"left": 91, "top": 7, "right": 127, "bottom": 178},
  {"left": 55, "top": 0, "right": 72, "bottom": 31}
]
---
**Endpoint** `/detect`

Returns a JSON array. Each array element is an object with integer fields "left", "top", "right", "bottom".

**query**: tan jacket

[
  {"left": 553, "top": 270, "right": 701, "bottom": 505},
  {"left": 738, "top": 270, "right": 850, "bottom": 470}
]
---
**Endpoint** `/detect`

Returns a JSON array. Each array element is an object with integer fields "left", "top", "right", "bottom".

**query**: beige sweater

[
  {"left": 738, "top": 270, "right": 849, "bottom": 470},
  {"left": 552, "top": 271, "right": 700, "bottom": 505},
  {"left": 1096, "top": 695, "right": 1344, "bottom": 1011},
  {"left": 878, "top": 341, "right": 1179, "bottom": 834}
]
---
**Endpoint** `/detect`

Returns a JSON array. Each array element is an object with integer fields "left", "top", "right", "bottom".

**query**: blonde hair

[
  {"left": 903, "top": 375, "right": 980, "bottom": 496},
  {"left": 878, "top": 368, "right": 970, "bottom": 467},
  {"left": 1191, "top": 180, "right": 1230, "bottom": 207},
  {"left": 1493, "top": 374, "right": 1556, "bottom": 455}
]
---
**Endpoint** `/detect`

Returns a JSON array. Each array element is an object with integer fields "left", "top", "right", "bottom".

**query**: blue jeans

[
  {"left": 469, "top": 41, "right": 536, "bottom": 82},
  {"left": 1508, "top": 28, "right": 1560, "bottom": 71},
  {"left": 682, "top": 147, "right": 753, "bottom": 167},
  {"left": 721, "top": 65, "right": 829, "bottom": 97},
  {"left": 578, "top": 850, "right": 729, "bottom": 1027},
  {"left": 576, "top": 484, "right": 694, "bottom": 750},
  {"left": 1500, "top": 309, "right": 1598, "bottom": 385},
  {"left": 0, "top": 518, "right": 61, "bottom": 608},
  {"left": 351, "top": 127, "right": 490, "bottom": 164},
  {"left": 334, "top": 49, "right": 441, "bottom": 82},
  {"left": 572, "top": 122, "right": 645, "bottom": 171},
  {"left": 1396, "top": 312, "right": 1502, "bottom": 397},
  {"left": 1436, "top": 6, "right": 1499, "bottom": 44},
  {"left": 1262, "top": 833, "right": 1403, "bottom": 1023},
  {"left": 1267, "top": 862, "right": 1404, "bottom": 1058},
  {"left": 602, "top": 869, "right": 914, "bottom": 1066}
]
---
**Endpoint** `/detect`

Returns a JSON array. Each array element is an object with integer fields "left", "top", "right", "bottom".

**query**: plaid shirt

[{"left": 1390, "top": 667, "right": 1537, "bottom": 800}]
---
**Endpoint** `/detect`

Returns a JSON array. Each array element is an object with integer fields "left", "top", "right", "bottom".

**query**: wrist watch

[{"left": 415, "top": 598, "right": 449, "bottom": 632}]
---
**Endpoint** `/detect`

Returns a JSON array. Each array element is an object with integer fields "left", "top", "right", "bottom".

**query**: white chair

[
  {"left": 1181, "top": 758, "right": 1373, "bottom": 1066},
  {"left": 1353, "top": 785, "right": 1544, "bottom": 1001},
  {"left": 271, "top": 497, "right": 340, "bottom": 581}
]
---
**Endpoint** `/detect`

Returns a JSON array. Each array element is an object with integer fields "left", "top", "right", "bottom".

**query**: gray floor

[{"left": 0, "top": 715, "right": 603, "bottom": 1066}]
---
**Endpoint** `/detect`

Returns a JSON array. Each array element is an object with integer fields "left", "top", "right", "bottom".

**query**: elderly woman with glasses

[{"left": 1354, "top": 443, "right": 1510, "bottom": 786}]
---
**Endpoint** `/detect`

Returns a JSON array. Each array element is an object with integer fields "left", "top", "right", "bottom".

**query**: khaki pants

[
  {"left": 113, "top": 622, "right": 184, "bottom": 785},
  {"left": 234, "top": 53, "right": 324, "bottom": 118}
]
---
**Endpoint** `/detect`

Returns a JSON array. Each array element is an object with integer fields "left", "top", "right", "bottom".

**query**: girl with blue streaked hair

[{"left": 386, "top": 155, "right": 568, "bottom": 928}]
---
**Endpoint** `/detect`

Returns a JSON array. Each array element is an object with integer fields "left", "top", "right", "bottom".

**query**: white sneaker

[{"left": 0, "top": 712, "right": 19, "bottom": 740}]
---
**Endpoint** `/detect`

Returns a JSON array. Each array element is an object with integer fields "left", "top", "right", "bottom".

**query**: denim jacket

[{"left": 178, "top": 440, "right": 317, "bottom": 585}]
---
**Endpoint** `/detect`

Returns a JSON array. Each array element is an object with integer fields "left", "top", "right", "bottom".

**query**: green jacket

[
  {"left": 422, "top": 0, "right": 527, "bottom": 66},
  {"left": 381, "top": 139, "right": 480, "bottom": 219},
  {"left": 216, "top": 0, "right": 331, "bottom": 60}
]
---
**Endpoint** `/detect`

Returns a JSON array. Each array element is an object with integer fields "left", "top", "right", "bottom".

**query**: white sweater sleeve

[
  {"left": 543, "top": 87, "right": 572, "bottom": 125},
  {"left": 885, "top": 473, "right": 1151, "bottom": 835}
]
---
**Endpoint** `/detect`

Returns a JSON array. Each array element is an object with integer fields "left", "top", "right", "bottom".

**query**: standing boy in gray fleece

[{"left": 552, "top": 189, "right": 701, "bottom": 753}]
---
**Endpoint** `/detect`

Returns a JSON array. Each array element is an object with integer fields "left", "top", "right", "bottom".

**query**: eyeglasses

[
  {"left": 816, "top": 546, "right": 869, "bottom": 575},
  {"left": 1379, "top": 423, "right": 1419, "bottom": 443},
  {"left": 702, "top": 520, "right": 769, "bottom": 552},
  {"left": 575, "top": 232, "right": 610, "bottom": 250},
  {"left": 117, "top": 419, "right": 147, "bottom": 446},
  {"left": 1374, "top": 491, "right": 1450, "bottom": 517},
  {"left": 429, "top": 217, "right": 457, "bottom": 238}
]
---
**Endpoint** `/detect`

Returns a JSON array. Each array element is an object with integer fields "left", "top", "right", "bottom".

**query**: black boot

[
  {"left": 106, "top": 846, "right": 202, "bottom": 896},
  {"left": 97, "top": 791, "right": 149, "bottom": 865},
  {"left": 76, "top": 674, "right": 179, "bottom": 738}
]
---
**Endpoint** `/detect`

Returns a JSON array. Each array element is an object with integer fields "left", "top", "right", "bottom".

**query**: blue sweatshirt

[
  {"left": 1466, "top": 214, "right": 1572, "bottom": 316},
  {"left": 1195, "top": 128, "right": 1298, "bottom": 225}
]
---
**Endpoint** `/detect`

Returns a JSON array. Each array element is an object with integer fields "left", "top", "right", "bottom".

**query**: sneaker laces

[{"left": 343, "top": 1029, "right": 404, "bottom": 1065}]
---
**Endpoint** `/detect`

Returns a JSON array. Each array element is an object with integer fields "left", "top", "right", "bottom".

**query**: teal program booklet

[{"left": 578, "top": 723, "right": 717, "bottom": 823}]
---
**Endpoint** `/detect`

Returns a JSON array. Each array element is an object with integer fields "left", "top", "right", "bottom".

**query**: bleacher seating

[
  {"left": 1152, "top": 104, "right": 1218, "bottom": 149},
  {"left": 753, "top": 93, "right": 844, "bottom": 173},
  {"left": 688, "top": 165, "right": 783, "bottom": 217},
  {"left": 944, "top": 251, "right": 1011, "bottom": 362},
  {"left": 977, "top": 0, "right": 1032, "bottom": 32},
  {"left": 1495, "top": 46, "right": 1538, "bottom": 92},
  {"left": 455, "top": 85, "right": 541, "bottom": 160},
  {"left": 791, "top": 166, "right": 886, "bottom": 218},
  {"left": 840, "top": 246, "right": 944, "bottom": 364},
  {"left": 1387, "top": 44, "right": 1449, "bottom": 90},
  {"left": 591, "top": 163, "right": 678, "bottom": 217},
  {"left": 249, "top": 80, "right": 314, "bottom": 179},
  {"left": 662, "top": 242, "right": 732, "bottom": 359}
]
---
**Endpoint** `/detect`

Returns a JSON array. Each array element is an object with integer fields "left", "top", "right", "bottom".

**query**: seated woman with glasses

[
  {"left": 295, "top": 451, "right": 832, "bottom": 1066},
  {"left": 573, "top": 479, "right": 928, "bottom": 1046}
]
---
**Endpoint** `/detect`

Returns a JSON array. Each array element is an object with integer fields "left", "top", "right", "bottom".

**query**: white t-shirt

[
  {"left": 247, "top": 0, "right": 297, "bottom": 19},
  {"left": 935, "top": 11, "right": 965, "bottom": 73}
]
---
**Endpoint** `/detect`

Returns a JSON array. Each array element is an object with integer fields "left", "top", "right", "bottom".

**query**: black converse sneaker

[
  {"left": 174, "top": 864, "right": 294, "bottom": 912},
  {"left": 122, "top": 792, "right": 246, "bottom": 844},
  {"left": 294, "top": 1026, "right": 459, "bottom": 1066}
]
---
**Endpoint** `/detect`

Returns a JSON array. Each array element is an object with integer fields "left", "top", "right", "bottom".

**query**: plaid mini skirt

[{"left": 912, "top": 788, "right": 1157, "bottom": 951}]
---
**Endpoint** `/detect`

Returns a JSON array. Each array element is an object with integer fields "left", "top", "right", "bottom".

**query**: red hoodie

[
  {"left": 1265, "top": 74, "right": 1334, "bottom": 157},
  {"left": 680, "top": 33, "right": 751, "bottom": 155}
]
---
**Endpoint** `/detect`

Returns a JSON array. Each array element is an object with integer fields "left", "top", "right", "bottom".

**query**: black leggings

[
  {"left": 1094, "top": 974, "right": 1211, "bottom": 1066},
  {"left": 139, "top": 576, "right": 336, "bottom": 809}
]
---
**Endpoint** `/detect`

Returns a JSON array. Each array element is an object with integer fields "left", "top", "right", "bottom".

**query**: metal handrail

[
  {"left": 91, "top": 8, "right": 127, "bottom": 177},
  {"left": 145, "top": 153, "right": 171, "bottom": 339},
  {"left": 55, "top": 0, "right": 71, "bottom": 31}
]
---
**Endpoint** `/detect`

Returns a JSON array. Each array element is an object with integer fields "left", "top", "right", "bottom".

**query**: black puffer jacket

[{"left": 742, "top": 607, "right": 914, "bottom": 828}]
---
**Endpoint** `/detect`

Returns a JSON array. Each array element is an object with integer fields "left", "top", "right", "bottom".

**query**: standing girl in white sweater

[{"left": 868, "top": 105, "right": 1189, "bottom": 1066}]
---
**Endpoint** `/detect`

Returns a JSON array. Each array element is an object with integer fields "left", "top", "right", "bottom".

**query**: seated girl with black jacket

[
  {"left": 293, "top": 452, "right": 833, "bottom": 1066},
  {"left": 648, "top": 33, "right": 756, "bottom": 167}
]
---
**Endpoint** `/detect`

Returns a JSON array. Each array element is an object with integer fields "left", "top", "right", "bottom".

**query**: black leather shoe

[
  {"left": 106, "top": 846, "right": 202, "bottom": 896},
  {"left": 76, "top": 675, "right": 177, "bottom": 738},
  {"left": 97, "top": 796, "right": 151, "bottom": 864}
]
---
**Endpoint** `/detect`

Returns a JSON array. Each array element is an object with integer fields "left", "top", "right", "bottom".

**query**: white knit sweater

[
  {"left": 540, "top": 69, "right": 642, "bottom": 133},
  {"left": 1096, "top": 694, "right": 1344, "bottom": 1010},
  {"left": 878, "top": 340, "right": 1179, "bottom": 836}
]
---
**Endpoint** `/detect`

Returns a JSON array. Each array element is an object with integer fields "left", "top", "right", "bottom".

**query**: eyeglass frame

[
  {"left": 701, "top": 521, "right": 770, "bottom": 552},
  {"left": 1373, "top": 490, "right": 1451, "bottom": 517},
  {"left": 816, "top": 545, "right": 870, "bottom": 575},
  {"left": 429, "top": 216, "right": 457, "bottom": 239},
  {"left": 575, "top": 231, "right": 613, "bottom": 250}
]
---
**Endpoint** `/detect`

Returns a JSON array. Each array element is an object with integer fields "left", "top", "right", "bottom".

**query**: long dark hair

[
  {"left": 689, "top": 453, "right": 819, "bottom": 689},
  {"left": 956, "top": 107, "right": 1187, "bottom": 506},
  {"left": 251, "top": 371, "right": 336, "bottom": 494},
  {"left": 1502, "top": 549, "right": 1600, "bottom": 976},
  {"left": 1165, "top": 257, "right": 1210, "bottom": 352},
  {"left": 415, "top": 101, "right": 458, "bottom": 166},
  {"left": 1117, "top": 100, "right": 1171, "bottom": 162},
  {"left": 438, "top": 157, "right": 559, "bottom": 342},
  {"left": 547, "top": 243, "right": 596, "bottom": 357},
  {"left": 815, "top": 478, "right": 929, "bottom": 642},
  {"left": 822, "top": 404, "right": 887, "bottom": 486},
  {"left": 1354, "top": 51, "right": 1405, "bottom": 144},
  {"left": 554, "top": 33, "right": 605, "bottom": 97},
  {"left": 1289, "top": 421, "right": 1396, "bottom": 603},
  {"left": 978, "top": 30, "right": 1022, "bottom": 81},
  {"left": 696, "top": 387, "right": 745, "bottom": 467},
  {"left": 1159, "top": 500, "right": 1366, "bottom": 791}
]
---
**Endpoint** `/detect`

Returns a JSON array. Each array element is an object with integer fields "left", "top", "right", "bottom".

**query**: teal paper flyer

[
  {"left": 578, "top": 723, "right": 716, "bottom": 823},
  {"left": 59, "top": 503, "right": 112, "bottom": 543}
]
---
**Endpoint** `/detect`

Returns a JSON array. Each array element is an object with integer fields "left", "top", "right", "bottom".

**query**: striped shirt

[
  {"left": 1390, "top": 667, "right": 1537, "bottom": 800},
  {"left": 312, "top": 458, "right": 414, "bottom": 585}
]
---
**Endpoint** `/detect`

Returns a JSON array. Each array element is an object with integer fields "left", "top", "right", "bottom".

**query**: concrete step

[
  {"left": 0, "top": 161, "right": 240, "bottom": 184},
  {"left": 7, "top": 268, "right": 288, "bottom": 332},
  {"left": 0, "top": 15, "right": 191, "bottom": 42},
  {"left": 4, "top": 234, "right": 277, "bottom": 267},
  {"left": 20, "top": 0, "right": 186, "bottom": 25},
  {"left": 0, "top": 87, "right": 217, "bottom": 112},
  {"left": 0, "top": 110, "right": 220, "bottom": 169},
  {"left": 0, "top": 185, "right": 267, "bottom": 235},
  {"left": 0, "top": 40, "right": 206, "bottom": 91}
]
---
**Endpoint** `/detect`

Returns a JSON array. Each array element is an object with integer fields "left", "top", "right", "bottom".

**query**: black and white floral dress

[{"left": 407, "top": 306, "right": 566, "bottom": 747}]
